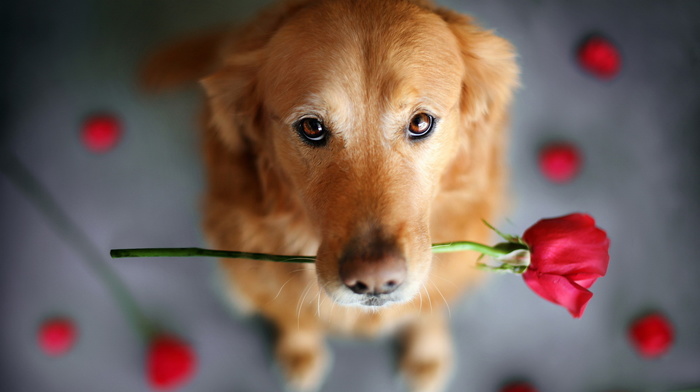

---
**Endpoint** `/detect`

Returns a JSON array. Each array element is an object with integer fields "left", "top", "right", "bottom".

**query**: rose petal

[
  {"left": 523, "top": 213, "right": 610, "bottom": 277},
  {"left": 38, "top": 317, "right": 77, "bottom": 356},
  {"left": 570, "top": 274, "right": 599, "bottom": 289},
  {"left": 539, "top": 143, "right": 581, "bottom": 183},
  {"left": 501, "top": 382, "right": 539, "bottom": 392},
  {"left": 628, "top": 313, "right": 674, "bottom": 358},
  {"left": 523, "top": 272, "right": 593, "bottom": 318},
  {"left": 82, "top": 114, "right": 122, "bottom": 153},
  {"left": 147, "top": 335, "right": 196, "bottom": 390},
  {"left": 577, "top": 35, "right": 622, "bottom": 79}
]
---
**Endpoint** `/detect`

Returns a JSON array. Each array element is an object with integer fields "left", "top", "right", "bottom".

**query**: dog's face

[
  {"left": 260, "top": 2, "right": 464, "bottom": 308},
  {"left": 203, "top": 0, "right": 517, "bottom": 309}
]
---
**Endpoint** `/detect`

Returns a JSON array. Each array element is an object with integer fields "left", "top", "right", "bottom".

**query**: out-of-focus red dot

[
  {"left": 38, "top": 317, "right": 77, "bottom": 356},
  {"left": 147, "top": 334, "right": 197, "bottom": 390},
  {"left": 539, "top": 143, "right": 582, "bottom": 183},
  {"left": 82, "top": 114, "right": 122, "bottom": 153},
  {"left": 577, "top": 35, "right": 621, "bottom": 80},
  {"left": 501, "top": 382, "right": 538, "bottom": 392},
  {"left": 629, "top": 312, "right": 674, "bottom": 358}
]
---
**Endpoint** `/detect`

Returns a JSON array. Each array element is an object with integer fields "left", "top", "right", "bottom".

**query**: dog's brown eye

[
  {"left": 297, "top": 118, "right": 327, "bottom": 145},
  {"left": 407, "top": 113, "right": 434, "bottom": 139}
]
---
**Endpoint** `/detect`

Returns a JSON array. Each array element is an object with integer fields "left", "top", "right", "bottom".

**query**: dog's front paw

[
  {"left": 276, "top": 330, "right": 331, "bottom": 392},
  {"left": 399, "top": 313, "right": 453, "bottom": 392},
  {"left": 400, "top": 354, "right": 452, "bottom": 392}
]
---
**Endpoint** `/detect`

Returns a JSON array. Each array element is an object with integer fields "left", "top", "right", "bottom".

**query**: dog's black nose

[{"left": 340, "top": 252, "right": 406, "bottom": 295}]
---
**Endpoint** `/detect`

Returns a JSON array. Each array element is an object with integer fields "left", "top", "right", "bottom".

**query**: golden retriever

[{"left": 143, "top": 0, "right": 518, "bottom": 390}]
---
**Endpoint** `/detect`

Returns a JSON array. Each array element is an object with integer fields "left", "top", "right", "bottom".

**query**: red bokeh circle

[
  {"left": 629, "top": 312, "right": 675, "bottom": 358},
  {"left": 577, "top": 35, "right": 621, "bottom": 80},
  {"left": 539, "top": 143, "right": 582, "bottom": 183},
  {"left": 147, "top": 334, "right": 197, "bottom": 390},
  {"left": 38, "top": 317, "right": 77, "bottom": 356},
  {"left": 501, "top": 382, "right": 539, "bottom": 392},
  {"left": 82, "top": 114, "right": 122, "bottom": 153}
]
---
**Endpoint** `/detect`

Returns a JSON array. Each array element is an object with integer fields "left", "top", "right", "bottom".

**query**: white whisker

[
  {"left": 318, "top": 290, "right": 329, "bottom": 320},
  {"left": 269, "top": 271, "right": 304, "bottom": 304},
  {"left": 429, "top": 277, "right": 451, "bottom": 319},
  {"left": 422, "top": 283, "right": 433, "bottom": 313},
  {"left": 429, "top": 272, "right": 459, "bottom": 291},
  {"left": 417, "top": 286, "right": 424, "bottom": 313},
  {"left": 296, "top": 282, "right": 313, "bottom": 329},
  {"left": 328, "top": 289, "right": 338, "bottom": 320}
]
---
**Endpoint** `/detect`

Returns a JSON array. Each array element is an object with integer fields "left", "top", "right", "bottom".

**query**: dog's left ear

[
  {"left": 436, "top": 9, "right": 519, "bottom": 124},
  {"left": 431, "top": 8, "right": 519, "bottom": 203}
]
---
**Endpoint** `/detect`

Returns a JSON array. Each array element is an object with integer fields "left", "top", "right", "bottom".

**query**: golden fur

[{"left": 143, "top": 0, "right": 518, "bottom": 390}]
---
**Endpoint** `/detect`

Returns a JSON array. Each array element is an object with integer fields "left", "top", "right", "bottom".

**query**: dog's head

[{"left": 202, "top": 0, "right": 517, "bottom": 309}]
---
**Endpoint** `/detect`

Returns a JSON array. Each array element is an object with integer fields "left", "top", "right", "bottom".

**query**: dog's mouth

[
  {"left": 322, "top": 281, "right": 420, "bottom": 309},
  {"left": 363, "top": 297, "right": 385, "bottom": 307},
  {"left": 319, "top": 270, "right": 420, "bottom": 309},
  {"left": 359, "top": 295, "right": 397, "bottom": 307},
  {"left": 337, "top": 294, "right": 398, "bottom": 309}
]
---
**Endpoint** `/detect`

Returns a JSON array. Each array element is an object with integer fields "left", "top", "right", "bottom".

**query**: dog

[{"left": 142, "top": 0, "right": 518, "bottom": 390}]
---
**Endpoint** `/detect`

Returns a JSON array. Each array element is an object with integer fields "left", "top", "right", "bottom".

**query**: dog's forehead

[{"left": 259, "top": 0, "right": 464, "bottom": 126}]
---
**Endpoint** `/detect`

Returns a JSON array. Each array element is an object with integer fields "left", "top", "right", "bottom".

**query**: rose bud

[{"left": 521, "top": 213, "right": 610, "bottom": 318}]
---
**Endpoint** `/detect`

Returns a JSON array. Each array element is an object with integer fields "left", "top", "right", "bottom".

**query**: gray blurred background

[{"left": 1, "top": 0, "right": 699, "bottom": 391}]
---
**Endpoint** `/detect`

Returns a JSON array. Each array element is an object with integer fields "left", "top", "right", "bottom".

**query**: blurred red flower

[
  {"left": 147, "top": 334, "right": 197, "bottom": 390},
  {"left": 629, "top": 312, "right": 674, "bottom": 358},
  {"left": 522, "top": 213, "right": 610, "bottom": 318}
]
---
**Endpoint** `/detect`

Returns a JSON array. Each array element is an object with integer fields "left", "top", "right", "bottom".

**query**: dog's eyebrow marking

[
  {"left": 270, "top": 113, "right": 282, "bottom": 122},
  {"left": 286, "top": 88, "right": 359, "bottom": 134},
  {"left": 284, "top": 94, "right": 330, "bottom": 124}
]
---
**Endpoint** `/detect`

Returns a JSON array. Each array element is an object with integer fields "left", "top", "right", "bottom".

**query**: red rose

[
  {"left": 521, "top": 213, "right": 610, "bottom": 318},
  {"left": 147, "top": 334, "right": 197, "bottom": 390},
  {"left": 628, "top": 312, "right": 674, "bottom": 358}
]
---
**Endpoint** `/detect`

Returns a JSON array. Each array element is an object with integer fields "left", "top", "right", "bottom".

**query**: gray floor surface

[{"left": 2, "top": 0, "right": 700, "bottom": 391}]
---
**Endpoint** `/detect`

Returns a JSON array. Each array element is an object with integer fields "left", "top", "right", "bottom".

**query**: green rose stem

[
  {"left": 0, "top": 153, "right": 156, "bottom": 340},
  {"left": 431, "top": 241, "right": 512, "bottom": 257},
  {"left": 111, "top": 248, "right": 317, "bottom": 263},
  {"left": 110, "top": 241, "right": 519, "bottom": 262}
]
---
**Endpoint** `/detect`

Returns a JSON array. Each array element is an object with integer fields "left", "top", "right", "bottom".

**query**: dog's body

[{"left": 144, "top": 0, "right": 518, "bottom": 390}]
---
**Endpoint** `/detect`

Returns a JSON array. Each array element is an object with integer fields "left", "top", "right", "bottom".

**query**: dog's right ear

[
  {"left": 200, "top": 50, "right": 265, "bottom": 153},
  {"left": 200, "top": 1, "right": 313, "bottom": 214},
  {"left": 200, "top": 0, "right": 311, "bottom": 153}
]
